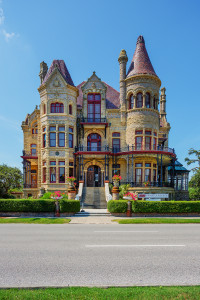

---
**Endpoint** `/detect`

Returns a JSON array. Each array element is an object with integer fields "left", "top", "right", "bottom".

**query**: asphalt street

[{"left": 0, "top": 224, "right": 200, "bottom": 287}]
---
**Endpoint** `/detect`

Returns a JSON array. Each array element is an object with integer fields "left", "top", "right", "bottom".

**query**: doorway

[{"left": 87, "top": 165, "right": 101, "bottom": 187}]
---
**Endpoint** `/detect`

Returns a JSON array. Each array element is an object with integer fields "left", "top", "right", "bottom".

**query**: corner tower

[{"left": 125, "top": 35, "right": 161, "bottom": 147}]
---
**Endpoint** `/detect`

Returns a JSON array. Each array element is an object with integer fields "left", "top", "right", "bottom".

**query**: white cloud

[
  {"left": 0, "top": 5, "right": 18, "bottom": 42},
  {"left": 2, "top": 29, "right": 16, "bottom": 42}
]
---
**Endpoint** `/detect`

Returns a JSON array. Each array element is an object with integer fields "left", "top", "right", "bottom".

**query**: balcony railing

[
  {"left": 116, "top": 181, "right": 174, "bottom": 188},
  {"left": 22, "top": 150, "right": 38, "bottom": 157},
  {"left": 80, "top": 117, "right": 107, "bottom": 124},
  {"left": 23, "top": 183, "right": 37, "bottom": 188},
  {"left": 75, "top": 145, "right": 175, "bottom": 154}
]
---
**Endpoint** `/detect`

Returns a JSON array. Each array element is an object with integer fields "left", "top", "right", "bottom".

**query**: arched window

[
  {"left": 69, "top": 104, "right": 72, "bottom": 115},
  {"left": 129, "top": 94, "right": 134, "bottom": 109},
  {"left": 51, "top": 102, "right": 64, "bottom": 113},
  {"left": 145, "top": 93, "right": 150, "bottom": 108},
  {"left": 136, "top": 93, "right": 143, "bottom": 108},
  {"left": 87, "top": 133, "right": 101, "bottom": 151},
  {"left": 32, "top": 123, "right": 38, "bottom": 135}
]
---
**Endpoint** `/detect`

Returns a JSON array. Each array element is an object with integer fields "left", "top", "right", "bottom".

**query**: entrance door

[
  {"left": 87, "top": 165, "right": 101, "bottom": 187},
  {"left": 31, "top": 174, "right": 37, "bottom": 188}
]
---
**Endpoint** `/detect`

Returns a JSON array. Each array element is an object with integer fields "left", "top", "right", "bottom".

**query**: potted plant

[
  {"left": 112, "top": 174, "right": 122, "bottom": 187},
  {"left": 67, "top": 176, "right": 76, "bottom": 188},
  {"left": 144, "top": 180, "right": 150, "bottom": 187},
  {"left": 51, "top": 191, "right": 63, "bottom": 217}
]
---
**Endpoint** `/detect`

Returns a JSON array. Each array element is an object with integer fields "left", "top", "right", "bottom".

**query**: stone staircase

[{"left": 81, "top": 187, "right": 107, "bottom": 209}]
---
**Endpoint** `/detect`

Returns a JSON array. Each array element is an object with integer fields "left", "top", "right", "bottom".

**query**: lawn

[
  {"left": 113, "top": 218, "right": 200, "bottom": 224},
  {"left": 0, "top": 286, "right": 200, "bottom": 299},
  {"left": 0, "top": 218, "right": 70, "bottom": 224}
]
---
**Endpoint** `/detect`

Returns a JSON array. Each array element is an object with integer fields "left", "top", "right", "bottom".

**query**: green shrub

[
  {"left": 107, "top": 200, "right": 127, "bottom": 213},
  {"left": 0, "top": 199, "right": 55, "bottom": 212},
  {"left": 59, "top": 200, "right": 80, "bottom": 213},
  {"left": 132, "top": 201, "right": 200, "bottom": 213},
  {"left": 40, "top": 192, "right": 52, "bottom": 199}
]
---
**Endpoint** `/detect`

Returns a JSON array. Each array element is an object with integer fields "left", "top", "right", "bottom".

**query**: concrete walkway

[{"left": 70, "top": 209, "right": 121, "bottom": 224}]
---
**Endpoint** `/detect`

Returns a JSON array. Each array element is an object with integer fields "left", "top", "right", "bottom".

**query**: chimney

[{"left": 39, "top": 61, "right": 48, "bottom": 84}]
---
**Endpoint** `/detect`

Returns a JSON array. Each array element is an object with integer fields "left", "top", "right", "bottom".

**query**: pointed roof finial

[{"left": 127, "top": 35, "right": 157, "bottom": 78}]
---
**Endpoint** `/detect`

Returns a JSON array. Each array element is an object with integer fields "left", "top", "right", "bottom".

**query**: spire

[
  {"left": 127, "top": 35, "right": 157, "bottom": 78},
  {"left": 42, "top": 60, "right": 74, "bottom": 86}
]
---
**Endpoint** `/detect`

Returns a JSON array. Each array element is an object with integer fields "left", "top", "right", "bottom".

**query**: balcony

[
  {"left": 80, "top": 117, "right": 108, "bottom": 126},
  {"left": 74, "top": 145, "right": 176, "bottom": 156},
  {"left": 117, "top": 181, "right": 174, "bottom": 188},
  {"left": 21, "top": 150, "right": 38, "bottom": 159},
  {"left": 23, "top": 183, "right": 37, "bottom": 188}
]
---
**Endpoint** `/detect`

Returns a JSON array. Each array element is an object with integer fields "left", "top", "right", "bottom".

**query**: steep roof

[
  {"left": 76, "top": 81, "right": 120, "bottom": 109},
  {"left": 127, "top": 35, "right": 157, "bottom": 78},
  {"left": 43, "top": 60, "right": 74, "bottom": 86}
]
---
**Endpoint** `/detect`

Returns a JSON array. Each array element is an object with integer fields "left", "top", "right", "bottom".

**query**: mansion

[{"left": 21, "top": 35, "right": 189, "bottom": 201}]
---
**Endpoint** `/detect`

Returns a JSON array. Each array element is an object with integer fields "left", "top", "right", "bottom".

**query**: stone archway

[{"left": 84, "top": 160, "right": 105, "bottom": 187}]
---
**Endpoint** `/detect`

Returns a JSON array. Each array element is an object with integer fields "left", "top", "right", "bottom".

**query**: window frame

[{"left": 50, "top": 102, "right": 64, "bottom": 113}]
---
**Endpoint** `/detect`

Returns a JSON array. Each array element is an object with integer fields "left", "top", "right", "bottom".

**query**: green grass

[
  {"left": 0, "top": 218, "right": 70, "bottom": 224},
  {"left": 0, "top": 286, "right": 200, "bottom": 299},
  {"left": 113, "top": 218, "right": 200, "bottom": 224}
]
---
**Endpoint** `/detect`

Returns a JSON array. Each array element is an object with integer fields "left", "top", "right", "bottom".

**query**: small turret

[
  {"left": 118, "top": 49, "right": 128, "bottom": 123},
  {"left": 160, "top": 87, "right": 167, "bottom": 119},
  {"left": 39, "top": 61, "right": 48, "bottom": 84}
]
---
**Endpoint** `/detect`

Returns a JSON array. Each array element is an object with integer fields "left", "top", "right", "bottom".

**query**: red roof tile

[
  {"left": 127, "top": 36, "right": 157, "bottom": 78},
  {"left": 43, "top": 60, "right": 74, "bottom": 86},
  {"left": 77, "top": 81, "right": 120, "bottom": 109}
]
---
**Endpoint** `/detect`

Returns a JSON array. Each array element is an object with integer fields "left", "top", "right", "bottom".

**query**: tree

[
  {"left": 185, "top": 149, "right": 200, "bottom": 200},
  {"left": 0, "top": 165, "right": 23, "bottom": 197},
  {"left": 185, "top": 148, "right": 200, "bottom": 171}
]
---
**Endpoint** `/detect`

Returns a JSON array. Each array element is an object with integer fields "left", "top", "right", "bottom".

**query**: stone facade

[{"left": 21, "top": 36, "right": 189, "bottom": 200}]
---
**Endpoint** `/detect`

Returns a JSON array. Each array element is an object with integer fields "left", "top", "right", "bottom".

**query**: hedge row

[
  {"left": 107, "top": 200, "right": 200, "bottom": 213},
  {"left": 132, "top": 201, "right": 200, "bottom": 213},
  {"left": 59, "top": 200, "right": 80, "bottom": 213},
  {"left": 0, "top": 199, "right": 80, "bottom": 213},
  {"left": 107, "top": 200, "right": 128, "bottom": 213}
]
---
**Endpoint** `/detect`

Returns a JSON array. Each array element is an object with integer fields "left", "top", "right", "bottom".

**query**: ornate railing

[
  {"left": 22, "top": 150, "right": 38, "bottom": 157},
  {"left": 23, "top": 183, "right": 37, "bottom": 188},
  {"left": 115, "top": 181, "right": 174, "bottom": 188},
  {"left": 74, "top": 145, "right": 175, "bottom": 154},
  {"left": 80, "top": 117, "right": 107, "bottom": 123}
]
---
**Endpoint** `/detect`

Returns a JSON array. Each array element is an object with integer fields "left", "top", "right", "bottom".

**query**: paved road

[{"left": 0, "top": 224, "right": 200, "bottom": 287}]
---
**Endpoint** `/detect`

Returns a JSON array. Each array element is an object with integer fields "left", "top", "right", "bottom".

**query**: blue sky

[{"left": 0, "top": 0, "right": 200, "bottom": 171}]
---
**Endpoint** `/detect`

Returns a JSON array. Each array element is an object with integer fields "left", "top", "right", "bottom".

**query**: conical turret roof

[
  {"left": 43, "top": 60, "right": 74, "bottom": 86},
  {"left": 127, "top": 36, "right": 157, "bottom": 78}
]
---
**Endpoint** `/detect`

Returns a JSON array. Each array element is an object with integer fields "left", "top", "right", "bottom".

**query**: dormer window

[
  {"left": 51, "top": 102, "right": 64, "bottom": 113},
  {"left": 87, "top": 94, "right": 101, "bottom": 122}
]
